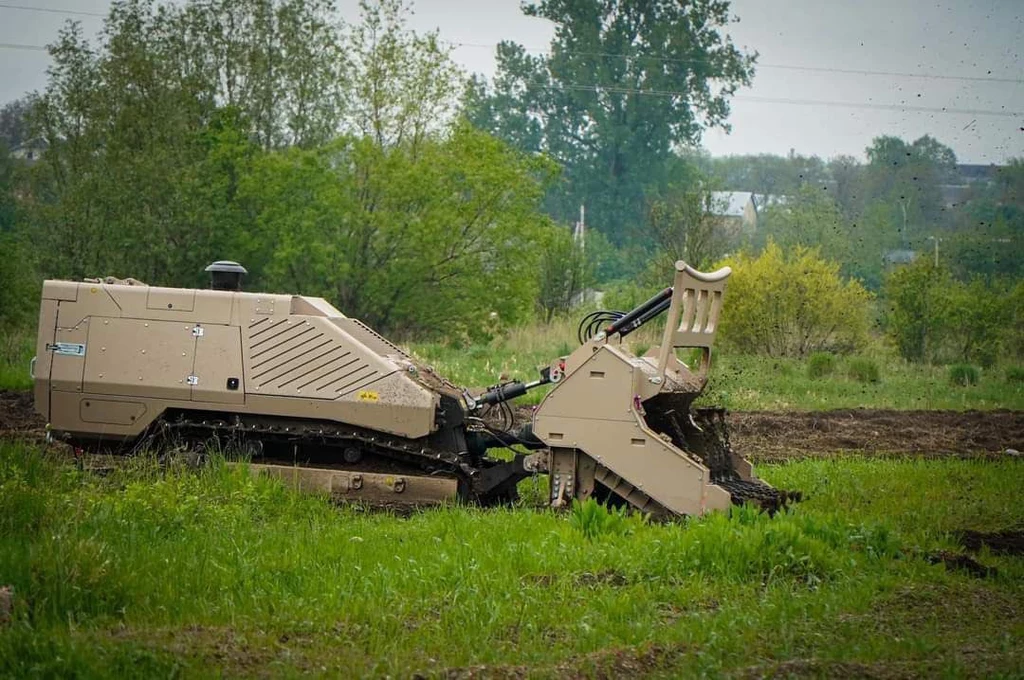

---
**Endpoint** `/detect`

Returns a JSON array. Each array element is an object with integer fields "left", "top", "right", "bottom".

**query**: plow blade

[
  {"left": 533, "top": 342, "right": 781, "bottom": 517},
  {"left": 532, "top": 260, "right": 790, "bottom": 517}
]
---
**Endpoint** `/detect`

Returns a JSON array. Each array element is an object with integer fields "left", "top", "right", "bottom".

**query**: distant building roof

[
  {"left": 710, "top": 191, "right": 753, "bottom": 218},
  {"left": 883, "top": 249, "right": 917, "bottom": 265},
  {"left": 957, "top": 164, "right": 1000, "bottom": 183},
  {"left": 752, "top": 194, "right": 791, "bottom": 212}
]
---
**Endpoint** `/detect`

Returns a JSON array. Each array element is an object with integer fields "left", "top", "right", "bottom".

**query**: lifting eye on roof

[{"left": 205, "top": 260, "right": 247, "bottom": 291}]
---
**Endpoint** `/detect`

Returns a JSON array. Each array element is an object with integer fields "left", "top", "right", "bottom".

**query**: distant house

[
  {"left": 9, "top": 138, "right": 47, "bottom": 163},
  {"left": 710, "top": 191, "right": 758, "bottom": 232},
  {"left": 939, "top": 163, "right": 1004, "bottom": 208},
  {"left": 753, "top": 193, "right": 790, "bottom": 213},
  {"left": 883, "top": 249, "right": 917, "bottom": 269}
]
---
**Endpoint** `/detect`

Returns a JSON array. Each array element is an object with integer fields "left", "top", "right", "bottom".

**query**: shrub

[
  {"left": 1006, "top": 366, "right": 1024, "bottom": 383},
  {"left": 718, "top": 242, "right": 872, "bottom": 358},
  {"left": 846, "top": 357, "right": 881, "bottom": 384},
  {"left": 883, "top": 261, "right": 1015, "bottom": 365},
  {"left": 807, "top": 352, "right": 837, "bottom": 379},
  {"left": 948, "top": 363, "right": 980, "bottom": 387}
]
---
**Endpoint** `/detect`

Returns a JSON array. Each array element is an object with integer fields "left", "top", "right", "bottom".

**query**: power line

[
  {"left": 447, "top": 40, "right": 1024, "bottom": 86},
  {"left": 0, "top": 41, "right": 47, "bottom": 51},
  {"left": 734, "top": 94, "right": 1020, "bottom": 118},
  {"left": 2, "top": 3, "right": 1020, "bottom": 85},
  {"left": 0, "top": 2, "right": 103, "bottom": 17},
  {"left": 555, "top": 83, "right": 1021, "bottom": 117},
  {"left": 759, "top": 62, "right": 1023, "bottom": 85},
  {"left": 0, "top": 37, "right": 1016, "bottom": 118}
]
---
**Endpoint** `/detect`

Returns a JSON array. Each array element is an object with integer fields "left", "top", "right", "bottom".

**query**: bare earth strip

[{"left": 729, "top": 409, "right": 1024, "bottom": 462}]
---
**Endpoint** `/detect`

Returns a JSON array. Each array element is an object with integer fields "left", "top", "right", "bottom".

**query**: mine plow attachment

[{"left": 531, "top": 261, "right": 786, "bottom": 517}]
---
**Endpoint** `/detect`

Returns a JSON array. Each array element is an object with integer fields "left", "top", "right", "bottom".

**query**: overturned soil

[
  {"left": 727, "top": 409, "right": 1024, "bottom": 463},
  {"left": 0, "top": 389, "right": 42, "bottom": 440},
  {"left": 4, "top": 390, "right": 1023, "bottom": 462},
  {"left": 958, "top": 530, "right": 1024, "bottom": 556}
]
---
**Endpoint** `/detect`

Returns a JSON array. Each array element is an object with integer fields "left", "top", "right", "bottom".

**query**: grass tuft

[
  {"left": 846, "top": 356, "right": 881, "bottom": 384},
  {"left": 807, "top": 352, "right": 837, "bottom": 379},
  {"left": 948, "top": 363, "right": 980, "bottom": 387},
  {"left": 0, "top": 328, "right": 34, "bottom": 391}
]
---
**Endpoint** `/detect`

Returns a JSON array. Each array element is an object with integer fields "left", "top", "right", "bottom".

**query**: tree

[
  {"left": 756, "top": 185, "right": 853, "bottom": 270},
  {"left": 707, "top": 152, "right": 828, "bottom": 199},
  {"left": 883, "top": 259, "right": 1017, "bottom": 365},
  {"left": 881, "top": 260, "right": 947, "bottom": 362},
  {"left": 169, "top": 0, "right": 347, "bottom": 149},
  {"left": 465, "top": 0, "right": 755, "bottom": 244},
  {"left": 244, "top": 125, "right": 558, "bottom": 338},
  {"left": 0, "top": 99, "right": 31, "bottom": 149},
  {"left": 645, "top": 185, "right": 730, "bottom": 272},
  {"left": 20, "top": 0, "right": 410, "bottom": 285},
  {"left": 346, "top": 0, "right": 462, "bottom": 151},
  {"left": 536, "top": 227, "right": 592, "bottom": 322},
  {"left": 826, "top": 154, "right": 863, "bottom": 220},
  {"left": 862, "top": 135, "right": 957, "bottom": 246},
  {"left": 717, "top": 242, "right": 872, "bottom": 357}
]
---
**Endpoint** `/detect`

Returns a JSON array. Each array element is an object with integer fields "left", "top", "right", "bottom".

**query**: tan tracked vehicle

[{"left": 32, "top": 260, "right": 786, "bottom": 516}]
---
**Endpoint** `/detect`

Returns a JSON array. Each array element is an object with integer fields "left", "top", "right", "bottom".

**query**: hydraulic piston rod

[{"left": 604, "top": 287, "right": 673, "bottom": 337}]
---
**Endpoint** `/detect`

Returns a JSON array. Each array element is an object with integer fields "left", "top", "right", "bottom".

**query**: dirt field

[
  {"left": 6, "top": 389, "right": 1023, "bottom": 463},
  {"left": 728, "top": 409, "right": 1024, "bottom": 462}
]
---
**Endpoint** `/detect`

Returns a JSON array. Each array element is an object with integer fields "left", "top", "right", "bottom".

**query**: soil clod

[
  {"left": 927, "top": 550, "right": 997, "bottom": 578},
  {"left": 957, "top": 529, "right": 1024, "bottom": 556}
]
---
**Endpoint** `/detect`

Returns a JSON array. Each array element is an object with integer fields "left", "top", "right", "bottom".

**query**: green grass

[
  {"left": 0, "top": 441, "right": 1021, "bottom": 678},
  {"left": 700, "top": 353, "right": 1024, "bottom": 411},
  {"left": 0, "top": 328, "right": 33, "bottom": 391}
]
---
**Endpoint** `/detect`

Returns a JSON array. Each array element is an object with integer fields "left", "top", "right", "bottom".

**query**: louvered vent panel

[
  {"left": 247, "top": 318, "right": 381, "bottom": 396},
  {"left": 347, "top": 318, "right": 408, "bottom": 356}
]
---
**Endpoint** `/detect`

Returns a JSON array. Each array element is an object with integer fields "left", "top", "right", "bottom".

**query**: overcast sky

[{"left": 1, "top": 0, "right": 1021, "bottom": 163}]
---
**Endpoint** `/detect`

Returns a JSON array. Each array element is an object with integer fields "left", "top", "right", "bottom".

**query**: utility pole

[
  {"left": 574, "top": 204, "right": 586, "bottom": 251},
  {"left": 927, "top": 235, "right": 941, "bottom": 267}
]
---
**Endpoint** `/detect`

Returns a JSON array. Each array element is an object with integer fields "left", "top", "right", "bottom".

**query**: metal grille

[{"left": 247, "top": 318, "right": 381, "bottom": 396}]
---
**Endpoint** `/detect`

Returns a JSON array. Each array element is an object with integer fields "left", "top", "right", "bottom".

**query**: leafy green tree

[
  {"left": 245, "top": 125, "right": 558, "bottom": 338},
  {"left": 883, "top": 259, "right": 1018, "bottom": 365},
  {"left": 862, "top": 135, "right": 957, "bottom": 246},
  {"left": 942, "top": 157, "right": 1023, "bottom": 281},
  {"left": 170, "top": 0, "right": 347, "bottom": 149},
  {"left": 346, "top": 0, "right": 462, "bottom": 151},
  {"left": 881, "top": 259, "right": 948, "bottom": 362},
  {"left": 645, "top": 185, "right": 730, "bottom": 272},
  {"left": 941, "top": 278, "right": 1011, "bottom": 367},
  {"left": 536, "top": 227, "right": 593, "bottom": 322},
  {"left": 717, "top": 242, "right": 872, "bottom": 357},
  {"left": 826, "top": 154, "right": 863, "bottom": 220},
  {"left": 20, "top": 0, "right": 425, "bottom": 286},
  {"left": 0, "top": 99, "right": 31, "bottom": 149},
  {"left": 466, "top": 0, "right": 755, "bottom": 244},
  {"left": 707, "top": 152, "right": 828, "bottom": 199},
  {"left": 756, "top": 185, "right": 852, "bottom": 269}
]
